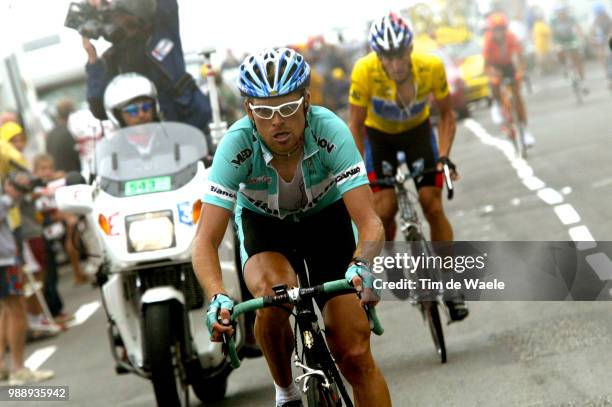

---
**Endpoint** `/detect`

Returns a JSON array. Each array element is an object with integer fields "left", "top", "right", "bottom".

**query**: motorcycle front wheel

[{"left": 144, "top": 302, "right": 189, "bottom": 407}]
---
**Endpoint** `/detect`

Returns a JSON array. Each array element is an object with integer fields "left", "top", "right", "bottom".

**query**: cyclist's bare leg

[
  {"left": 490, "top": 82, "right": 502, "bottom": 104},
  {"left": 569, "top": 49, "right": 585, "bottom": 80},
  {"left": 419, "top": 186, "right": 453, "bottom": 241},
  {"left": 511, "top": 81, "right": 528, "bottom": 125},
  {"left": 323, "top": 294, "right": 391, "bottom": 407},
  {"left": 243, "top": 252, "right": 298, "bottom": 388},
  {"left": 557, "top": 49, "right": 567, "bottom": 69},
  {"left": 372, "top": 189, "right": 398, "bottom": 241}
]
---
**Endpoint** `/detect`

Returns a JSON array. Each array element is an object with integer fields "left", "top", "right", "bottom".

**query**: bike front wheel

[
  {"left": 572, "top": 75, "right": 583, "bottom": 105},
  {"left": 305, "top": 376, "right": 342, "bottom": 407},
  {"left": 421, "top": 301, "right": 447, "bottom": 364},
  {"left": 514, "top": 124, "right": 527, "bottom": 159}
]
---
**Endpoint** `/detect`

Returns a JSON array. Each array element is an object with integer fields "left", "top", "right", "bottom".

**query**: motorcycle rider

[{"left": 103, "top": 72, "right": 160, "bottom": 128}]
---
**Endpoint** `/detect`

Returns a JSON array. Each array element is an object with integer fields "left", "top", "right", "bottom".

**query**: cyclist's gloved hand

[
  {"left": 345, "top": 261, "right": 380, "bottom": 306},
  {"left": 206, "top": 293, "right": 234, "bottom": 342},
  {"left": 436, "top": 156, "right": 459, "bottom": 180}
]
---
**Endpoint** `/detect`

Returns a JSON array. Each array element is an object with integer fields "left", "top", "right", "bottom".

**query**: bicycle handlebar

[
  {"left": 371, "top": 164, "right": 454, "bottom": 200},
  {"left": 225, "top": 279, "right": 384, "bottom": 368}
]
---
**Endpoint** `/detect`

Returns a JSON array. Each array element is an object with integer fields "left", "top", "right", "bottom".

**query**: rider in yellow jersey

[{"left": 348, "top": 12, "right": 468, "bottom": 321}]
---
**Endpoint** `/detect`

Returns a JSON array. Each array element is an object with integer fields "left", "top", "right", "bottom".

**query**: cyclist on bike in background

[
  {"left": 483, "top": 12, "right": 535, "bottom": 146},
  {"left": 550, "top": 4, "right": 588, "bottom": 92},
  {"left": 589, "top": 1, "right": 612, "bottom": 88},
  {"left": 193, "top": 48, "right": 391, "bottom": 407},
  {"left": 348, "top": 13, "right": 467, "bottom": 321}
]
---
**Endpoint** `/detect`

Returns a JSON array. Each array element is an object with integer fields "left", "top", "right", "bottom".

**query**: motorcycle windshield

[{"left": 95, "top": 122, "right": 208, "bottom": 197}]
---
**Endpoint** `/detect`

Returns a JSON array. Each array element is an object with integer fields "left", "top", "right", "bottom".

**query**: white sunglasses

[{"left": 249, "top": 96, "right": 304, "bottom": 120}]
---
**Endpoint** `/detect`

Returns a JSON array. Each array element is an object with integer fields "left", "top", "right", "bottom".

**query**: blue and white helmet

[
  {"left": 237, "top": 48, "right": 311, "bottom": 98},
  {"left": 369, "top": 12, "right": 414, "bottom": 55}
]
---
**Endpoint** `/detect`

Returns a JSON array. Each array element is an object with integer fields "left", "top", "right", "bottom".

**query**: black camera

[
  {"left": 7, "top": 171, "right": 45, "bottom": 194},
  {"left": 64, "top": 2, "right": 123, "bottom": 43}
]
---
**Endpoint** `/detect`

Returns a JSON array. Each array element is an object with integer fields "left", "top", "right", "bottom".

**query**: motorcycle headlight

[{"left": 126, "top": 210, "right": 175, "bottom": 253}]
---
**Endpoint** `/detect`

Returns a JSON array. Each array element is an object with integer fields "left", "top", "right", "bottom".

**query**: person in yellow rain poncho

[
  {"left": 532, "top": 13, "right": 553, "bottom": 75},
  {"left": 0, "top": 123, "right": 30, "bottom": 233}
]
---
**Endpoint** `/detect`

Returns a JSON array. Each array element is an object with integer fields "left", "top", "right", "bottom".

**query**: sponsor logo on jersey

[
  {"left": 371, "top": 97, "right": 426, "bottom": 122},
  {"left": 312, "top": 134, "right": 336, "bottom": 153},
  {"left": 231, "top": 148, "right": 253, "bottom": 167},
  {"left": 334, "top": 163, "right": 365, "bottom": 185},
  {"left": 246, "top": 175, "right": 272, "bottom": 185},
  {"left": 208, "top": 182, "right": 237, "bottom": 201}
]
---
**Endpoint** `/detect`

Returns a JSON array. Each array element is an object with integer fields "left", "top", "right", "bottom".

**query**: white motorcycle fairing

[{"left": 56, "top": 122, "right": 244, "bottom": 372}]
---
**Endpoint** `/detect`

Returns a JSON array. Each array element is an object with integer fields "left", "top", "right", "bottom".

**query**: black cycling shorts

[
  {"left": 236, "top": 200, "right": 356, "bottom": 307},
  {"left": 365, "top": 119, "right": 443, "bottom": 191},
  {"left": 493, "top": 63, "right": 517, "bottom": 80}
]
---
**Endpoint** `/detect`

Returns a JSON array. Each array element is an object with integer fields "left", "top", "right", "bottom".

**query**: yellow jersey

[
  {"left": 533, "top": 21, "right": 552, "bottom": 55},
  {"left": 349, "top": 51, "right": 449, "bottom": 134}
]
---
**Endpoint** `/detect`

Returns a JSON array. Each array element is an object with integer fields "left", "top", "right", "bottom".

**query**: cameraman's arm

[
  {"left": 156, "top": 0, "right": 179, "bottom": 25},
  {"left": 85, "top": 43, "right": 115, "bottom": 120}
]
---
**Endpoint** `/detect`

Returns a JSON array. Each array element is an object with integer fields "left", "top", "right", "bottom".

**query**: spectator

[
  {"left": 0, "top": 112, "right": 19, "bottom": 127},
  {"left": 589, "top": 2, "right": 612, "bottom": 88},
  {"left": 0, "top": 171, "right": 54, "bottom": 384},
  {"left": 81, "top": 0, "right": 212, "bottom": 141},
  {"left": 46, "top": 100, "right": 81, "bottom": 174},
  {"left": 0, "top": 122, "right": 30, "bottom": 268},
  {"left": 32, "top": 155, "right": 71, "bottom": 323},
  {"left": 3, "top": 124, "right": 87, "bottom": 286}
]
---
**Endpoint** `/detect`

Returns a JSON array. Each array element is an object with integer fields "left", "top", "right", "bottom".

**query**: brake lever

[
  {"left": 443, "top": 164, "right": 454, "bottom": 200},
  {"left": 219, "top": 315, "right": 236, "bottom": 356}
]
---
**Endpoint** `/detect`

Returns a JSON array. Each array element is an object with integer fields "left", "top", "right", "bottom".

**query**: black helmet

[{"left": 112, "top": 0, "right": 157, "bottom": 22}]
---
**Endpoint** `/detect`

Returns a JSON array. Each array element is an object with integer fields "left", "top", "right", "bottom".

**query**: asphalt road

[{"left": 5, "top": 62, "right": 612, "bottom": 407}]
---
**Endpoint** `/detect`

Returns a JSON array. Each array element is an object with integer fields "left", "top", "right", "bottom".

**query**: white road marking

[
  {"left": 554, "top": 204, "right": 581, "bottom": 225},
  {"left": 568, "top": 226, "right": 597, "bottom": 251},
  {"left": 464, "top": 119, "right": 596, "bottom": 246},
  {"left": 523, "top": 176, "right": 546, "bottom": 191},
  {"left": 24, "top": 346, "right": 57, "bottom": 371},
  {"left": 592, "top": 178, "right": 612, "bottom": 189},
  {"left": 483, "top": 205, "right": 495, "bottom": 213},
  {"left": 537, "top": 188, "right": 564, "bottom": 205},
  {"left": 585, "top": 253, "right": 612, "bottom": 280},
  {"left": 465, "top": 119, "right": 612, "bottom": 294},
  {"left": 66, "top": 301, "right": 101, "bottom": 328}
]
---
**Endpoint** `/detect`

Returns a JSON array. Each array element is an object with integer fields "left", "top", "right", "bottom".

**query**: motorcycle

[{"left": 55, "top": 121, "right": 246, "bottom": 406}]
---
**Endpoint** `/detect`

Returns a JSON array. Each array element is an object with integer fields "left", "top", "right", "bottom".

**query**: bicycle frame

[
  {"left": 374, "top": 153, "right": 452, "bottom": 362},
  {"left": 225, "top": 276, "right": 383, "bottom": 406},
  {"left": 291, "top": 268, "right": 353, "bottom": 406},
  {"left": 558, "top": 46, "right": 584, "bottom": 105},
  {"left": 390, "top": 159, "right": 445, "bottom": 303},
  {"left": 500, "top": 78, "right": 526, "bottom": 159},
  {"left": 393, "top": 169, "right": 423, "bottom": 241}
]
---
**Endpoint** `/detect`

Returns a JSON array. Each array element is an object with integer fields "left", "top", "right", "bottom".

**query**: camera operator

[{"left": 80, "top": 0, "right": 213, "bottom": 142}]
